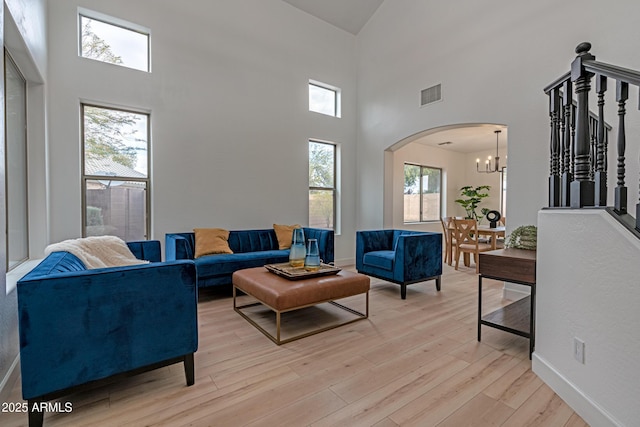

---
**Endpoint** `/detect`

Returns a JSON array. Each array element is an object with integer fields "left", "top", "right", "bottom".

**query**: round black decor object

[{"left": 486, "top": 210, "right": 501, "bottom": 228}]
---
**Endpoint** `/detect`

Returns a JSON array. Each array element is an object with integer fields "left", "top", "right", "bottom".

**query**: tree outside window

[
  {"left": 309, "top": 141, "right": 336, "bottom": 229},
  {"left": 79, "top": 13, "right": 149, "bottom": 72},
  {"left": 404, "top": 164, "right": 442, "bottom": 222},
  {"left": 80, "top": 21, "right": 150, "bottom": 240},
  {"left": 82, "top": 105, "right": 149, "bottom": 240}
]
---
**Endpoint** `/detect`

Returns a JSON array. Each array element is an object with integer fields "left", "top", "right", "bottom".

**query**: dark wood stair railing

[{"left": 544, "top": 42, "right": 640, "bottom": 232}]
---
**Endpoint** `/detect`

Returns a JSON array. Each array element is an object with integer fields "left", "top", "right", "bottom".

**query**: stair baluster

[
  {"left": 595, "top": 74, "right": 608, "bottom": 206},
  {"left": 561, "top": 81, "right": 573, "bottom": 207},
  {"left": 549, "top": 88, "right": 561, "bottom": 207},
  {"left": 614, "top": 81, "right": 628, "bottom": 214}
]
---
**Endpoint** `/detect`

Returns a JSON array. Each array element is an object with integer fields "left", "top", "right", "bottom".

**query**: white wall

[
  {"left": 46, "top": 0, "right": 358, "bottom": 264},
  {"left": 535, "top": 210, "right": 640, "bottom": 426},
  {"left": 0, "top": 0, "right": 47, "bottom": 400},
  {"left": 356, "top": 0, "right": 640, "bottom": 234},
  {"left": 5, "top": 0, "right": 46, "bottom": 76}
]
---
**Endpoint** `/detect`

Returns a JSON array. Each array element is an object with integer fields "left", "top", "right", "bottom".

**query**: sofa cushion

[
  {"left": 363, "top": 250, "right": 395, "bottom": 271},
  {"left": 194, "top": 228, "right": 233, "bottom": 258},
  {"left": 194, "top": 250, "right": 289, "bottom": 278},
  {"left": 228, "top": 229, "right": 281, "bottom": 253},
  {"left": 273, "top": 224, "right": 300, "bottom": 249}
]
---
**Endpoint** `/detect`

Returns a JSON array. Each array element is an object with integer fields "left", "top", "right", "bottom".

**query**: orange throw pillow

[
  {"left": 273, "top": 224, "right": 301, "bottom": 250},
  {"left": 193, "top": 228, "right": 233, "bottom": 258}
]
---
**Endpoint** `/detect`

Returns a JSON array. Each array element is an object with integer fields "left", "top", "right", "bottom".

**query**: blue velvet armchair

[
  {"left": 356, "top": 229, "right": 442, "bottom": 299},
  {"left": 17, "top": 240, "right": 198, "bottom": 427}
]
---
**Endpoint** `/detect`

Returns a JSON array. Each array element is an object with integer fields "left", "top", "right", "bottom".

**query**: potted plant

[
  {"left": 505, "top": 225, "right": 538, "bottom": 250},
  {"left": 455, "top": 185, "right": 491, "bottom": 222}
]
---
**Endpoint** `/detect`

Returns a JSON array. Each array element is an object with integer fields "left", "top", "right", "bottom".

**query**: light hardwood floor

[{"left": 2, "top": 263, "right": 588, "bottom": 427}]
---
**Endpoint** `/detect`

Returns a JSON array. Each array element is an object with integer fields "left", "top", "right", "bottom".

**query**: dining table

[{"left": 446, "top": 224, "right": 506, "bottom": 266}]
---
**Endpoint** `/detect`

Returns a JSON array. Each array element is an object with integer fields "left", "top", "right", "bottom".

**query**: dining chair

[
  {"left": 440, "top": 216, "right": 455, "bottom": 265},
  {"left": 452, "top": 218, "right": 493, "bottom": 273}
]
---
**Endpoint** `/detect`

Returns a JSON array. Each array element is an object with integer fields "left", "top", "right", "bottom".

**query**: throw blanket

[{"left": 44, "top": 236, "right": 150, "bottom": 269}]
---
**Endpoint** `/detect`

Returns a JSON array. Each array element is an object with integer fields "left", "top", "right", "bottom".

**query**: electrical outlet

[{"left": 574, "top": 337, "right": 585, "bottom": 364}]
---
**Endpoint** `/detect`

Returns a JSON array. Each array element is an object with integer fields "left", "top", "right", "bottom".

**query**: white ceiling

[
  {"left": 279, "top": 2, "right": 507, "bottom": 155},
  {"left": 281, "top": 0, "right": 384, "bottom": 35},
  {"left": 414, "top": 125, "right": 509, "bottom": 154}
]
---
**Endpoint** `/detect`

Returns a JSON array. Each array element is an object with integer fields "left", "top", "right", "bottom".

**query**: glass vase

[
  {"left": 304, "top": 238, "right": 321, "bottom": 271},
  {"left": 289, "top": 228, "right": 306, "bottom": 267}
]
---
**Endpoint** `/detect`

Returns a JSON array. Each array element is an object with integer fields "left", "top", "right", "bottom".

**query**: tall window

[
  {"left": 82, "top": 104, "right": 150, "bottom": 240},
  {"left": 404, "top": 164, "right": 442, "bottom": 223},
  {"left": 5, "top": 50, "right": 28, "bottom": 270},
  {"left": 79, "top": 12, "right": 150, "bottom": 72},
  {"left": 309, "top": 141, "right": 336, "bottom": 229},
  {"left": 309, "top": 80, "right": 340, "bottom": 117}
]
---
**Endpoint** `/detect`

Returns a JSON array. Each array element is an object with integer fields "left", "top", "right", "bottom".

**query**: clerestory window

[{"left": 79, "top": 10, "right": 150, "bottom": 72}]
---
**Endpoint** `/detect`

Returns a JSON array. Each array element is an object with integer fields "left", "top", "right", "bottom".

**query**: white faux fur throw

[{"left": 44, "top": 235, "right": 150, "bottom": 269}]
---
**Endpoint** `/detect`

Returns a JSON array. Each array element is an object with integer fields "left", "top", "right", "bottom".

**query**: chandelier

[{"left": 477, "top": 130, "right": 503, "bottom": 173}]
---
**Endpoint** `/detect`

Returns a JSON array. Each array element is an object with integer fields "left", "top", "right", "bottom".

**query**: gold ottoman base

[{"left": 232, "top": 267, "right": 370, "bottom": 345}]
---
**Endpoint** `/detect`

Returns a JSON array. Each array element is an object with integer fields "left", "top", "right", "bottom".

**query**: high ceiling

[
  {"left": 281, "top": 0, "right": 384, "bottom": 35},
  {"left": 280, "top": 2, "right": 507, "bottom": 154}
]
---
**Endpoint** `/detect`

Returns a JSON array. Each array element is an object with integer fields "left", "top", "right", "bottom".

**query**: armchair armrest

[
  {"left": 393, "top": 232, "right": 442, "bottom": 282},
  {"left": 303, "top": 227, "right": 334, "bottom": 264},
  {"left": 17, "top": 260, "right": 198, "bottom": 400},
  {"left": 166, "top": 233, "right": 195, "bottom": 260},
  {"left": 126, "top": 240, "right": 161, "bottom": 262}
]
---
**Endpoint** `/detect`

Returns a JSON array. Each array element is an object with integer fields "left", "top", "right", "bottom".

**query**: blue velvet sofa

[
  {"left": 165, "top": 227, "right": 334, "bottom": 288},
  {"left": 16, "top": 240, "right": 198, "bottom": 427},
  {"left": 356, "top": 229, "right": 442, "bottom": 299}
]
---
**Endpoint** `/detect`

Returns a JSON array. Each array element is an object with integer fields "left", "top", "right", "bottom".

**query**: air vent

[{"left": 421, "top": 84, "right": 442, "bottom": 106}]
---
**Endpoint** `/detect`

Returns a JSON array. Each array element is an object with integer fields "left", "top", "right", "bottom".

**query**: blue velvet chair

[
  {"left": 356, "top": 229, "right": 442, "bottom": 299},
  {"left": 17, "top": 240, "right": 198, "bottom": 427}
]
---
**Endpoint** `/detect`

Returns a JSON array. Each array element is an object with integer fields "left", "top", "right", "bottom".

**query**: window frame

[
  {"left": 308, "top": 140, "right": 337, "bottom": 231},
  {"left": 4, "top": 49, "right": 29, "bottom": 271},
  {"left": 80, "top": 103, "right": 151, "bottom": 240},
  {"left": 78, "top": 9, "right": 151, "bottom": 73},
  {"left": 500, "top": 166, "right": 507, "bottom": 216},
  {"left": 308, "top": 80, "right": 341, "bottom": 118},
  {"left": 403, "top": 163, "right": 443, "bottom": 223}
]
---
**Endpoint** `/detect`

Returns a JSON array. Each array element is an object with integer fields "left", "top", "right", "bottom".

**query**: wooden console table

[{"left": 478, "top": 248, "right": 536, "bottom": 358}]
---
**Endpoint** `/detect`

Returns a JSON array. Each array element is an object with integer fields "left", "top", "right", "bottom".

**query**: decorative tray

[{"left": 264, "top": 262, "right": 341, "bottom": 280}]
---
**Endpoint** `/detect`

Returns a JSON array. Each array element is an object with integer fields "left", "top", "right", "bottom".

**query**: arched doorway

[{"left": 383, "top": 123, "right": 508, "bottom": 230}]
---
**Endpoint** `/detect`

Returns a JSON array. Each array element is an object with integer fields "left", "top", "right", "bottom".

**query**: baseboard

[
  {"left": 532, "top": 353, "right": 621, "bottom": 427},
  {"left": 334, "top": 258, "right": 354, "bottom": 268},
  {"left": 0, "top": 355, "right": 20, "bottom": 404},
  {"left": 502, "top": 283, "right": 530, "bottom": 301}
]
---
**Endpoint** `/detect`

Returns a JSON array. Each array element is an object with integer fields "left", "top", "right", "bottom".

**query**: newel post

[{"left": 570, "top": 42, "right": 595, "bottom": 207}]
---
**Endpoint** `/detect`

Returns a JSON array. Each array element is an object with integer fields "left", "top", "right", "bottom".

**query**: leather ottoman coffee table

[{"left": 232, "top": 267, "right": 370, "bottom": 344}]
